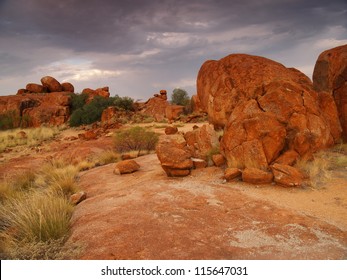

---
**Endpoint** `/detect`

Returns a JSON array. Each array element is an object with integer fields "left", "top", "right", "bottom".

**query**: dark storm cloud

[{"left": 0, "top": 0, "right": 346, "bottom": 97}]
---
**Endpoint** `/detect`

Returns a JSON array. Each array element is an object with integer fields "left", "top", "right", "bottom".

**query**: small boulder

[
  {"left": 70, "top": 191, "right": 87, "bottom": 205},
  {"left": 165, "top": 126, "right": 178, "bottom": 135},
  {"left": 224, "top": 168, "right": 242, "bottom": 181},
  {"left": 192, "top": 158, "right": 207, "bottom": 169},
  {"left": 40, "top": 76, "right": 62, "bottom": 92},
  {"left": 242, "top": 168, "right": 273, "bottom": 184},
  {"left": 212, "top": 154, "right": 226, "bottom": 167},
  {"left": 84, "top": 130, "right": 97, "bottom": 140},
  {"left": 271, "top": 163, "right": 304, "bottom": 187},
  {"left": 114, "top": 160, "right": 140, "bottom": 175}
]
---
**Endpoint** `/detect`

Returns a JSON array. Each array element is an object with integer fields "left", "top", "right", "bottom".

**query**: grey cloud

[{"left": 0, "top": 0, "right": 346, "bottom": 96}]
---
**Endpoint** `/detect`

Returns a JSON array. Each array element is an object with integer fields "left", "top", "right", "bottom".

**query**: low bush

[{"left": 114, "top": 126, "right": 159, "bottom": 156}]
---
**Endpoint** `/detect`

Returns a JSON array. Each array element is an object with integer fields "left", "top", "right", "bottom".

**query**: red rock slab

[{"left": 66, "top": 154, "right": 347, "bottom": 260}]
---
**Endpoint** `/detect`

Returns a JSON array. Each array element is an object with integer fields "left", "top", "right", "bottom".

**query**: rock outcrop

[
  {"left": 313, "top": 44, "right": 347, "bottom": 141},
  {"left": 137, "top": 90, "right": 169, "bottom": 122},
  {"left": 0, "top": 92, "right": 71, "bottom": 128},
  {"left": 197, "top": 53, "right": 342, "bottom": 186}
]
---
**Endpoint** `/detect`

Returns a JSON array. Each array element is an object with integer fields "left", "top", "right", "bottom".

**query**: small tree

[
  {"left": 113, "top": 126, "right": 159, "bottom": 156},
  {"left": 171, "top": 88, "right": 190, "bottom": 106}
]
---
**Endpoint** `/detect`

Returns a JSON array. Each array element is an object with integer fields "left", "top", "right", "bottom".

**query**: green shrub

[
  {"left": 69, "top": 96, "right": 114, "bottom": 127},
  {"left": 114, "top": 126, "right": 159, "bottom": 156},
  {"left": 69, "top": 93, "right": 88, "bottom": 112},
  {"left": 112, "top": 95, "right": 134, "bottom": 111}
]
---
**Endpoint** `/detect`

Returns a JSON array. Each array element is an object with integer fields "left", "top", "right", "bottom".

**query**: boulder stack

[{"left": 196, "top": 52, "right": 343, "bottom": 186}]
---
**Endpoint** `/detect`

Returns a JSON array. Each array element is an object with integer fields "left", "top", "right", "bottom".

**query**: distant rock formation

[
  {"left": 82, "top": 86, "right": 110, "bottom": 103},
  {"left": 313, "top": 44, "right": 347, "bottom": 141},
  {"left": 17, "top": 76, "right": 74, "bottom": 95},
  {"left": 0, "top": 92, "right": 71, "bottom": 128},
  {"left": 135, "top": 90, "right": 184, "bottom": 122}
]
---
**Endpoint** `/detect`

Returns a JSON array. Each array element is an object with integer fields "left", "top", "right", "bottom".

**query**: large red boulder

[
  {"left": 40, "top": 76, "right": 62, "bottom": 92},
  {"left": 313, "top": 44, "right": 347, "bottom": 141},
  {"left": 196, "top": 53, "right": 340, "bottom": 170}
]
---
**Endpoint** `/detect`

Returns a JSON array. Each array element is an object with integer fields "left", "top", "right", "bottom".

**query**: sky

[{"left": 0, "top": 0, "right": 346, "bottom": 101}]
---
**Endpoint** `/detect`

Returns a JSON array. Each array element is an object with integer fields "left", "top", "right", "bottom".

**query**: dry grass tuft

[
  {"left": 0, "top": 126, "right": 60, "bottom": 152},
  {"left": 295, "top": 146, "right": 347, "bottom": 188},
  {"left": 0, "top": 159, "right": 81, "bottom": 259}
]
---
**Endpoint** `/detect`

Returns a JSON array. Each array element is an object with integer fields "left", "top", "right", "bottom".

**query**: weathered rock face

[
  {"left": 16, "top": 76, "right": 74, "bottom": 95},
  {"left": 197, "top": 54, "right": 340, "bottom": 136},
  {"left": 0, "top": 92, "right": 71, "bottom": 128},
  {"left": 197, "top": 54, "right": 339, "bottom": 171},
  {"left": 184, "top": 124, "right": 219, "bottom": 160},
  {"left": 313, "top": 44, "right": 347, "bottom": 141},
  {"left": 191, "top": 94, "right": 202, "bottom": 113},
  {"left": 156, "top": 134, "right": 193, "bottom": 177}
]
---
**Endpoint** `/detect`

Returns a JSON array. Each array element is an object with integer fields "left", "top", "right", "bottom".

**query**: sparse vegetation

[
  {"left": 0, "top": 126, "right": 60, "bottom": 153},
  {"left": 295, "top": 145, "right": 347, "bottom": 188},
  {"left": 0, "top": 110, "right": 20, "bottom": 130},
  {"left": 69, "top": 93, "right": 88, "bottom": 112},
  {"left": 0, "top": 160, "right": 80, "bottom": 259},
  {"left": 113, "top": 95, "right": 134, "bottom": 111},
  {"left": 113, "top": 126, "right": 159, "bottom": 156},
  {"left": 69, "top": 94, "right": 134, "bottom": 127}
]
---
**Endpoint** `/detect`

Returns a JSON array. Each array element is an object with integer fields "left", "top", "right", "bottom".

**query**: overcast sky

[{"left": 0, "top": 0, "right": 346, "bottom": 100}]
